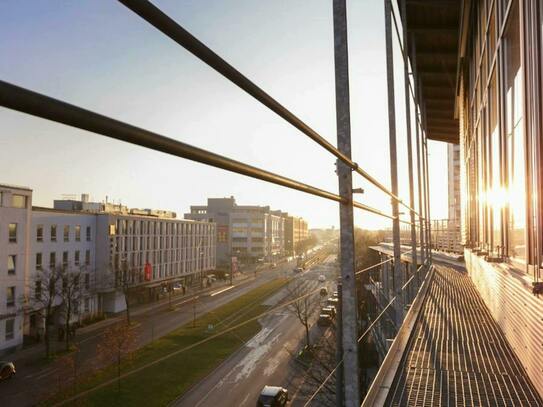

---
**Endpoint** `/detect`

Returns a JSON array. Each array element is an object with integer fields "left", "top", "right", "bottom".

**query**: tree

[
  {"left": 25, "top": 266, "right": 63, "bottom": 358},
  {"left": 58, "top": 267, "right": 85, "bottom": 351},
  {"left": 97, "top": 322, "right": 138, "bottom": 393},
  {"left": 116, "top": 262, "right": 140, "bottom": 325},
  {"left": 287, "top": 279, "right": 320, "bottom": 348}
]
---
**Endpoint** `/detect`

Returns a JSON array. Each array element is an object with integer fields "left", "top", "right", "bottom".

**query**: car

[
  {"left": 257, "top": 385, "right": 289, "bottom": 407},
  {"left": 0, "top": 361, "right": 15, "bottom": 381},
  {"left": 327, "top": 298, "right": 339, "bottom": 307},
  {"left": 318, "top": 274, "right": 326, "bottom": 282},
  {"left": 271, "top": 263, "right": 277, "bottom": 269},
  {"left": 332, "top": 291, "right": 338, "bottom": 298},
  {"left": 293, "top": 267, "right": 304, "bottom": 274},
  {"left": 317, "top": 314, "right": 333, "bottom": 327},
  {"left": 319, "top": 287, "right": 328, "bottom": 296},
  {"left": 321, "top": 306, "right": 336, "bottom": 318}
]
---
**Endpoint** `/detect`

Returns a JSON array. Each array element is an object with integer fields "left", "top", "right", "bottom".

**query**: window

[
  {"left": 62, "top": 251, "right": 69, "bottom": 268},
  {"left": 49, "top": 252, "right": 56, "bottom": 269},
  {"left": 36, "top": 253, "right": 42, "bottom": 270},
  {"left": 51, "top": 225, "right": 57, "bottom": 242},
  {"left": 8, "top": 255, "right": 16, "bottom": 275},
  {"left": 75, "top": 250, "right": 80, "bottom": 266},
  {"left": 64, "top": 225, "right": 69, "bottom": 242},
  {"left": 84, "top": 273, "right": 90, "bottom": 290},
  {"left": 85, "top": 249, "right": 90, "bottom": 265},
  {"left": 503, "top": 3, "right": 525, "bottom": 262},
  {"left": 37, "top": 225, "right": 43, "bottom": 242},
  {"left": 35, "top": 281, "right": 42, "bottom": 300},
  {"left": 8, "top": 223, "right": 17, "bottom": 243},
  {"left": 12, "top": 194, "right": 27, "bottom": 208},
  {"left": 86, "top": 226, "right": 91, "bottom": 241},
  {"left": 75, "top": 225, "right": 81, "bottom": 241},
  {"left": 84, "top": 298, "right": 89, "bottom": 313},
  {"left": 6, "top": 287, "right": 15, "bottom": 307},
  {"left": 5, "top": 319, "right": 14, "bottom": 340}
]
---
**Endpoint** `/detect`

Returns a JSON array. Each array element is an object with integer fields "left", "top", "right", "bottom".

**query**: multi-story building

[
  {"left": 185, "top": 197, "right": 287, "bottom": 266},
  {"left": 447, "top": 143, "right": 461, "bottom": 222},
  {"left": 0, "top": 188, "right": 216, "bottom": 353},
  {"left": 0, "top": 184, "right": 32, "bottom": 354},
  {"left": 283, "top": 214, "right": 309, "bottom": 256}
]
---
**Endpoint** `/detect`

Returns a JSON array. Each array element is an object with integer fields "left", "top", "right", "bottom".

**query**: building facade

[
  {"left": 0, "top": 185, "right": 32, "bottom": 354},
  {"left": 185, "top": 197, "right": 289, "bottom": 266},
  {"left": 450, "top": 0, "right": 543, "bottom": 396},
  {"left": 283, "top": 215, "right": 309, "bottom": 256}
]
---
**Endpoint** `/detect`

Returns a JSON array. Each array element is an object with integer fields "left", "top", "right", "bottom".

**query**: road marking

[{"left": 209, "top": 286, "right": 235, "bottom": 297}]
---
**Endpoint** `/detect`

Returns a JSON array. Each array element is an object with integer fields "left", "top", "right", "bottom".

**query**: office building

[{"left": 283, "top": 215, "right": 309, "bottom": 256}]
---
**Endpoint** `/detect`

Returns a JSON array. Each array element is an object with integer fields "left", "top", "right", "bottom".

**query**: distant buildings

[
  {"left": 0, "top": 186, "right": 215, "bottom": 355},
  {"left": 185, "top": 197, "right": 309, "bottom": 266}
]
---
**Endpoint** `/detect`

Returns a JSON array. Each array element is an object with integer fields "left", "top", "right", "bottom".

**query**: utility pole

[
  {"left": 332, "top": 0, "right": 360, "bottom": 405},
  {"left": 384, "top": 0, "right": 403, "bottom": 306}
]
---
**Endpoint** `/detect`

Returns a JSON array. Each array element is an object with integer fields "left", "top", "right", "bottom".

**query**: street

[
  {"left": 0, "top": 261, "right": 296, "bottom": 407},
  {"left": 174, "top": 255, "right": 339, "bottom": 407}
]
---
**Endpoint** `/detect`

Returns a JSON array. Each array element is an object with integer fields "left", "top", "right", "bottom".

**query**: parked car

[
  {"left": 318, "top": 274, "right": 326, "bottom": 282},
  {"left": 271, "top": 263, "right": 277, "bottom": 269},
  {"left": 319, "top": 287, "right": 328, "bottom": 296},
  {"left": 327, "top": 298, "right": 339, "bottom": 307},
  {"left": 321, "top": 306, "right": 336, "bottom": 318},
  {"left": 332, "top": 291, "right": 338, "bottom": 298},
  {"left": 0, "top": 361, "right": 15, "bottom": 381},
  {"left": 317, "top": 314, "right": 333, "bottom": 327},
  {"left": 293, "top": 267, "right": 304, "bottom": 274},
  {"left": 257, "top": 385, "right": 289, "bottom": 407}
]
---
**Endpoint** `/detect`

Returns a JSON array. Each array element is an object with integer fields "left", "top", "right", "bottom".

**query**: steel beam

[{"left": 332, "top": 0, "right": 360, "bottom": 405}]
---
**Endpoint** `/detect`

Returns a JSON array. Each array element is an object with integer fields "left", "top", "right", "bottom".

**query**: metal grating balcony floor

[{"left": 386, "top": 265, "right": 543, "bottom": 406}]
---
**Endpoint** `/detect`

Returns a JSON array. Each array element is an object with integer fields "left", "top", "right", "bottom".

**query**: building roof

[
  {"left": 0, "top": 183, "right": 32, "bottom": 191},
  {"left": 405, "top": 0, "right": 461, "bottom": 144}
]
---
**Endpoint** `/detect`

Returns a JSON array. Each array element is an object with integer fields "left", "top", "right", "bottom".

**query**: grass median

[{"left": 45, "top": 277, "right": 288, "bottom": 406}]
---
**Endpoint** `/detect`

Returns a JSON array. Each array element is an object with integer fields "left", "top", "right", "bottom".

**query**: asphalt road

[
  {"left": 174, "top": 255, "right": 339, "bottom": 407},
  {"left": 0, "top": 260, "right": 297, "bottom": 407}
]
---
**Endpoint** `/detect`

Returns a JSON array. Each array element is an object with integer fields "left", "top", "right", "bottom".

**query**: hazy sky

[{"left": 0, "top": 0, "right": 448, "bottom": 229}]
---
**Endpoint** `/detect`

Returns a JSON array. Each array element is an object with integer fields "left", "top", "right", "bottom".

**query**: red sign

[{"left": 144, "top": 262, "right": 152, "bottom": 281}]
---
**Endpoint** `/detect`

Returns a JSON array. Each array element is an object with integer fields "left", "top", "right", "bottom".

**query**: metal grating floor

[{"left": 386, "top": 265, "right": 543, "bottom": 406}]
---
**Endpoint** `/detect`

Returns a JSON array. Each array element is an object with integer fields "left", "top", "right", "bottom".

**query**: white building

[{"left": 0, "top": 184, "right": 32, "bottom": 354}]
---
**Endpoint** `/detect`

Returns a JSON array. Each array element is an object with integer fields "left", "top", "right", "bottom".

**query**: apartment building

[
  {"left": 283, "top": 215, "right": 309, "bottom": 256},
  {"left": 0, "top": 185, "right": 32, "bottom": 354},
  {"left": 185, "top": 197, "right": 286, "bottom": 266}
]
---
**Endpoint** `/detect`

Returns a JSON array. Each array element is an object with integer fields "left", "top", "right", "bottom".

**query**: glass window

[
  {"left": 49, "top": 252, "right": 56, "bottom": 269},
  {"left": 51, "top": 225, "right": 57, "bottom": 242},
  {"left": 36, "top": 253, "right": 42, "bottom": 270},
  {"left": 84, "top": 273, "right": 90, "bottom": 290},
  {"left": 75, "top": 250, "right": 80, "bottom": 266},
  {"left": 37, "top": 225, "right": 43, "bottom": 242},
  {"left": 8, "top": 255, "right": 16, "bottom": 275},
  {"left": 85, "top": 250, "right": 90, "bottom": 265},
  {"left": 11, "top": 194, "right": 27, "bottom": 208},
  {"left": 35, "top": 281, "right": 42, "bottom": 301},
  {"left": 503, "top": 3, "right": 525, "bottom": 262},
  {"left": 86, "top": 226, "right": 91, "bottom": 241},
  {"left": 75, "top": 225, "right": 81, "bottom": 241},
  {"left": 5, "top": 319, "right": 14, "bottom": 340},
  {"left": 62, "top": 251, "right": 69, "bottom": 267},
  {"left": 8, "top": 223, "right": 17, "bottom": 243},
  {"left": 6, "top": 287, "right": 15, "bottom": 307},
  {"left": 488, "top": 71, "right": 502, "bottom": 253},
  {"left": 64, "top": 225, "right": 69, "bottom": 242}
]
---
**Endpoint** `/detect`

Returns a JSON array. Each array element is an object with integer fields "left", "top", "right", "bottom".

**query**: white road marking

[{"left": 209, "top": 286, "right": 235, "bottom": 297}]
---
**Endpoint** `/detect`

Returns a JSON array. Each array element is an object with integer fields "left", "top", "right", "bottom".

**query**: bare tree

[
  {"left": 118, "top": 262, "right": 140, "bottom": 325},
  {"left": 97, "top": 322, "right": 138, "bottom": 393},
  {"left": 58, "top": 267, "right": 85, "bottom": 351},
  {"left": 287, "top": 279, "right": 319, "bottom": 348},
  {"left": 25, "top": 266, "right": 63, "bottom": 358}
]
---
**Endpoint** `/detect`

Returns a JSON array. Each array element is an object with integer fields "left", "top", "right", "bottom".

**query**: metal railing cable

[
  {"left": 0, "top": 80, "right": 398, "bottom": 223},
  {"left": 302, "top": 263, "right": 426, "bottom": 406},
  {"left": 117, "top": 0, "right": 423, "bottom": 220}
]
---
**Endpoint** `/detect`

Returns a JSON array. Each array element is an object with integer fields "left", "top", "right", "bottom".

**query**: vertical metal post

[
  {"left": 332, "top": 0, "right": 360, "bottom": 405},
  {"left": 411, "top": 34, "right": 426, "bottom": 267},
  {"left": 425, "top": 136, "right": 432, "bottom": 261},
  {"left": 419, "top": 86, "right": 430, "bottom": 263},
  {"left": 384, "top": 0, "right": 403, "bottom": 295},
  {"left": 400, "top": 0, "right": 418, "bottom": 280},
  {"left": 336, "top": 282, "right": 344, "bottom": 407}
]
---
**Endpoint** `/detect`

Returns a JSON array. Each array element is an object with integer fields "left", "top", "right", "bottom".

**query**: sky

[{"left": 0, "top": 0, "right": 448, "bottom": 229}]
